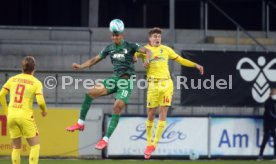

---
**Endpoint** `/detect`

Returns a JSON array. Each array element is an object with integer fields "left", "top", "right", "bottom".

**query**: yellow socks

[
  {"left": 12, "top": 148, "right": 21, "bottom": 164},
  {"left": 146, "top": 119, "right": 154, "bottom": 146},
  {"left": 153, "top": 120, "right": 166, "bottom": 147},
  {"left": 29, "top": 144, "right": 40, "bottom": 164},
  {"left": 12, "top": 144, "right": 40, "bottom": 164}
]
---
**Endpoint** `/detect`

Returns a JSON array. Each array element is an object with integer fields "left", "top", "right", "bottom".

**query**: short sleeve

[
  {"left": 134, "top": 52, "right": 146, "bottom": 59},
  {"left": 35, "top": 81, "right": 43, "bottom": 95},
  {"left": 132, "top": 43, "right": 141, "bottom": 52},
  {"left": 2, "top": 78, "right": 12, "bottom": 91},
  {"left": 167, "top": 47, "right": 179, "bottom": 60},
  {"left": 99, "top": 46, "right": 109, "bottom": 59}
]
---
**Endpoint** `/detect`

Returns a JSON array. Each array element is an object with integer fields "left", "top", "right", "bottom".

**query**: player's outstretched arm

[
  {"left": 173, "top": 56, "right": 204, "bottom": 75},
  {"left": 72, "top": 55, "right": 102, "bottom": 70},
  {"left": 36, "top": 94, "right": 47, "bottom": 117},
  {"left": 195, "top": 64, "right": 204, "bottom": 75},
  {"left": 137, "top": 47, "right": 152, "bottom": 68},
  {"left": 0, "top": 88, "right": 9, "bottom": 115}
]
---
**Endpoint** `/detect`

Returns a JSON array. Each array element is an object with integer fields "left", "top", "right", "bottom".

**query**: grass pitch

[{"left": 0, "top": 159, "right": 274, "bottom": 164}]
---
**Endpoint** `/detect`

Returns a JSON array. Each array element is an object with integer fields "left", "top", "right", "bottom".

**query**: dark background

[
  {"left": 0, "top": 0, "right": 275, "bottom": 30},
  {"left": 181, "top": 51, "right": 276, "bottom": 106}
]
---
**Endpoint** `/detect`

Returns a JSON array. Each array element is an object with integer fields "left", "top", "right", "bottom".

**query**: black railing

[{"left": 205, "top": 0, "right": 267, "bottom": 51}]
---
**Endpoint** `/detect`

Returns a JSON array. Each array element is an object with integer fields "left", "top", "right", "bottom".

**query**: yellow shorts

[
  {"left": 147, "top": 79, "right": 174, "bottom": 108},
  {"left": 8, "top": 114, "right": 38, "bottom": 139}
]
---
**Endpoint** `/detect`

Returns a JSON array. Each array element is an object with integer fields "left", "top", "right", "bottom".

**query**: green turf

[{"left": 0, "top": 159, "right": 274, "bottom": 164}]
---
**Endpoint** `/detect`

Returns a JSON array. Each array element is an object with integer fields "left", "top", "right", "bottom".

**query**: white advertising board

[
  {"left": 107, "top": 117, "right": 208, "bottom": 157},
  {"left": 211, "top": 117, "right": 273, "bottom": 156}
]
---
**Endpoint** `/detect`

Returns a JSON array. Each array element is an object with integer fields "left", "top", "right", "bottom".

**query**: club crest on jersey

[{"left": 123, "top": 48, "right": 128, "bottom": 54}]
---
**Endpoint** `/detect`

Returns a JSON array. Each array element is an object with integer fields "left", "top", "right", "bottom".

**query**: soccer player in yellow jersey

[
  {"left": 0, "top": 56, "right": 47, "bottom": 164},
  {"left": 135, "top": 27, "right": 204, "bottom": 159}
]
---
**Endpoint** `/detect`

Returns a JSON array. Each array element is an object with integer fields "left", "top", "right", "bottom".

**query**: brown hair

[
  {"left": 21, "top": 56, "right": 36, "bottom": 74},
  {"left": 149, "top": 27, "right": 163, "bottom": 36}
]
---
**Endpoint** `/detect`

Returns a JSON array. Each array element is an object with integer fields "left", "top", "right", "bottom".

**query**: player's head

[
  {"left": 109, "top": 19, "right": 125, "bottom": 45},
  {"left": 21, "top": 56, "right": 36, "bottom": 74},
  {"left": 111, "top": 32, "right": 124, "bottom": 45},
  {"left": 148, "top": 27, "right": 162, "bottom": 47}
]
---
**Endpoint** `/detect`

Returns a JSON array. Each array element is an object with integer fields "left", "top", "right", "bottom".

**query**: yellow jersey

[
  {"left": 2, "top": 73, "right": 43, "bottom": 116},
  {"left": 135, "top": 44, "right": 178, "bottom": 79}
]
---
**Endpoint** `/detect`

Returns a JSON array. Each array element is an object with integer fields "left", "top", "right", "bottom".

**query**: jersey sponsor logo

[
  {"left": 111, "top": 48, "right": 128, "bottom": 60},
  {"left": 112, "top": 53, "right": 125, "bottom": 60},
  {"left": 150, "top": 56, "right": 165, "bottom": 62},
  {"left": 236, "top": 56, "right": 276, "bottom": 103}
]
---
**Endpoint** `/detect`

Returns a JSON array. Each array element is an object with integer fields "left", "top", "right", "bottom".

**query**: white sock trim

[
  {"left": 103, "top": 136, "right": 109, "bottom": 142},
  {"left": 78, "top": 119, "right": 85, "bottom": 125}
]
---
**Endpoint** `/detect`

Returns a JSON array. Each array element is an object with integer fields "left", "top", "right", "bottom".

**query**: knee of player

[
  {"left": 87, "top": 89, "right": 99, "bottom": 99},
  {"left": 112, "top": 107, "right": 122, "bottom": 114},
  {"left": 147, "top": 111, "right": 156, "bottom": 119},
  {"left": 112, "top": 104, "right": 124, "bottom": 114},
  {"left": 12, "top": 145, "right": 21, "bottom": 149}
]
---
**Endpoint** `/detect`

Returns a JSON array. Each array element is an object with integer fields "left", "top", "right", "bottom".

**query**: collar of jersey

[
  {"left": 22, "top": 73, "right": 33, "bottom": 76},
  {"left": 147, "top": 43, "right": 161, "bottom": 48},
  {"left": 113, "top": 40, "right": 125, "bottom": 49}
]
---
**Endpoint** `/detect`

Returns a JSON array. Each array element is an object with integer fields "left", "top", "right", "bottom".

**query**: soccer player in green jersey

[{"left": 66, "top": 19, "right": 151, "bottom": 150}]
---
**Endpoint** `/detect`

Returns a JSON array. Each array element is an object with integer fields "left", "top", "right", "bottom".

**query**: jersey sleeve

[
  {"left": 132, "top": 43, "right": 141, "bottom": 52},
  {"left": 0, "top": 88, "right": 9, "bottom": 115},
  {"left": 134, "top": 52, "right": 146, "bottom": 59},
  {"left": 35, "top": 80, "right": 47, "bottom": 112},
  {"left": 35, "top": 81, "right": 43, "bottom": 95},
  {"left": 98, "top": 46, "right": 109, "bottom": 59},
  {"left": 2, "top": 78, "right": 12, "bottom": 91},
  {"left": 167, "top": 47, "right": 179, "bottom": 60}
]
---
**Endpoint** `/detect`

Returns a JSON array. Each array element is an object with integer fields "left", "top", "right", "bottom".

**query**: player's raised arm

[
  {"left": 137, "top": 46, "right": 152, "bottom": 68},
  {"left": 168, "top": 47, "right": 204, "bottom": 75},
  {"left": 0, "top": 88, "right": 9, "bottom": 115},
  {"left": 173, "top": 55, "right": 204, "bottom": 75},
  {"left": 195, "top": 63, "right": 204, "bottom": 75},
  {"left": 134, "top": 51, "right": 146, "bottom": 62},
  {"left": 72, "top": 55, "right": 102, "bottom": 70}
]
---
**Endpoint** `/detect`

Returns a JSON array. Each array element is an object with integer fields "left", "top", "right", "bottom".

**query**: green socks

[
  {"left": 79, "top": 94, "right": 93, "bottom": 121},
  {"left": 106, "top": 114, "right": 120, "bottom": 138}
]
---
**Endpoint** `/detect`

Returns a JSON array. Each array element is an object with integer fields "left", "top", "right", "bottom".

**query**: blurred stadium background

[{"left": 1, "top": 0, "right": 276, "bottom": 163}]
